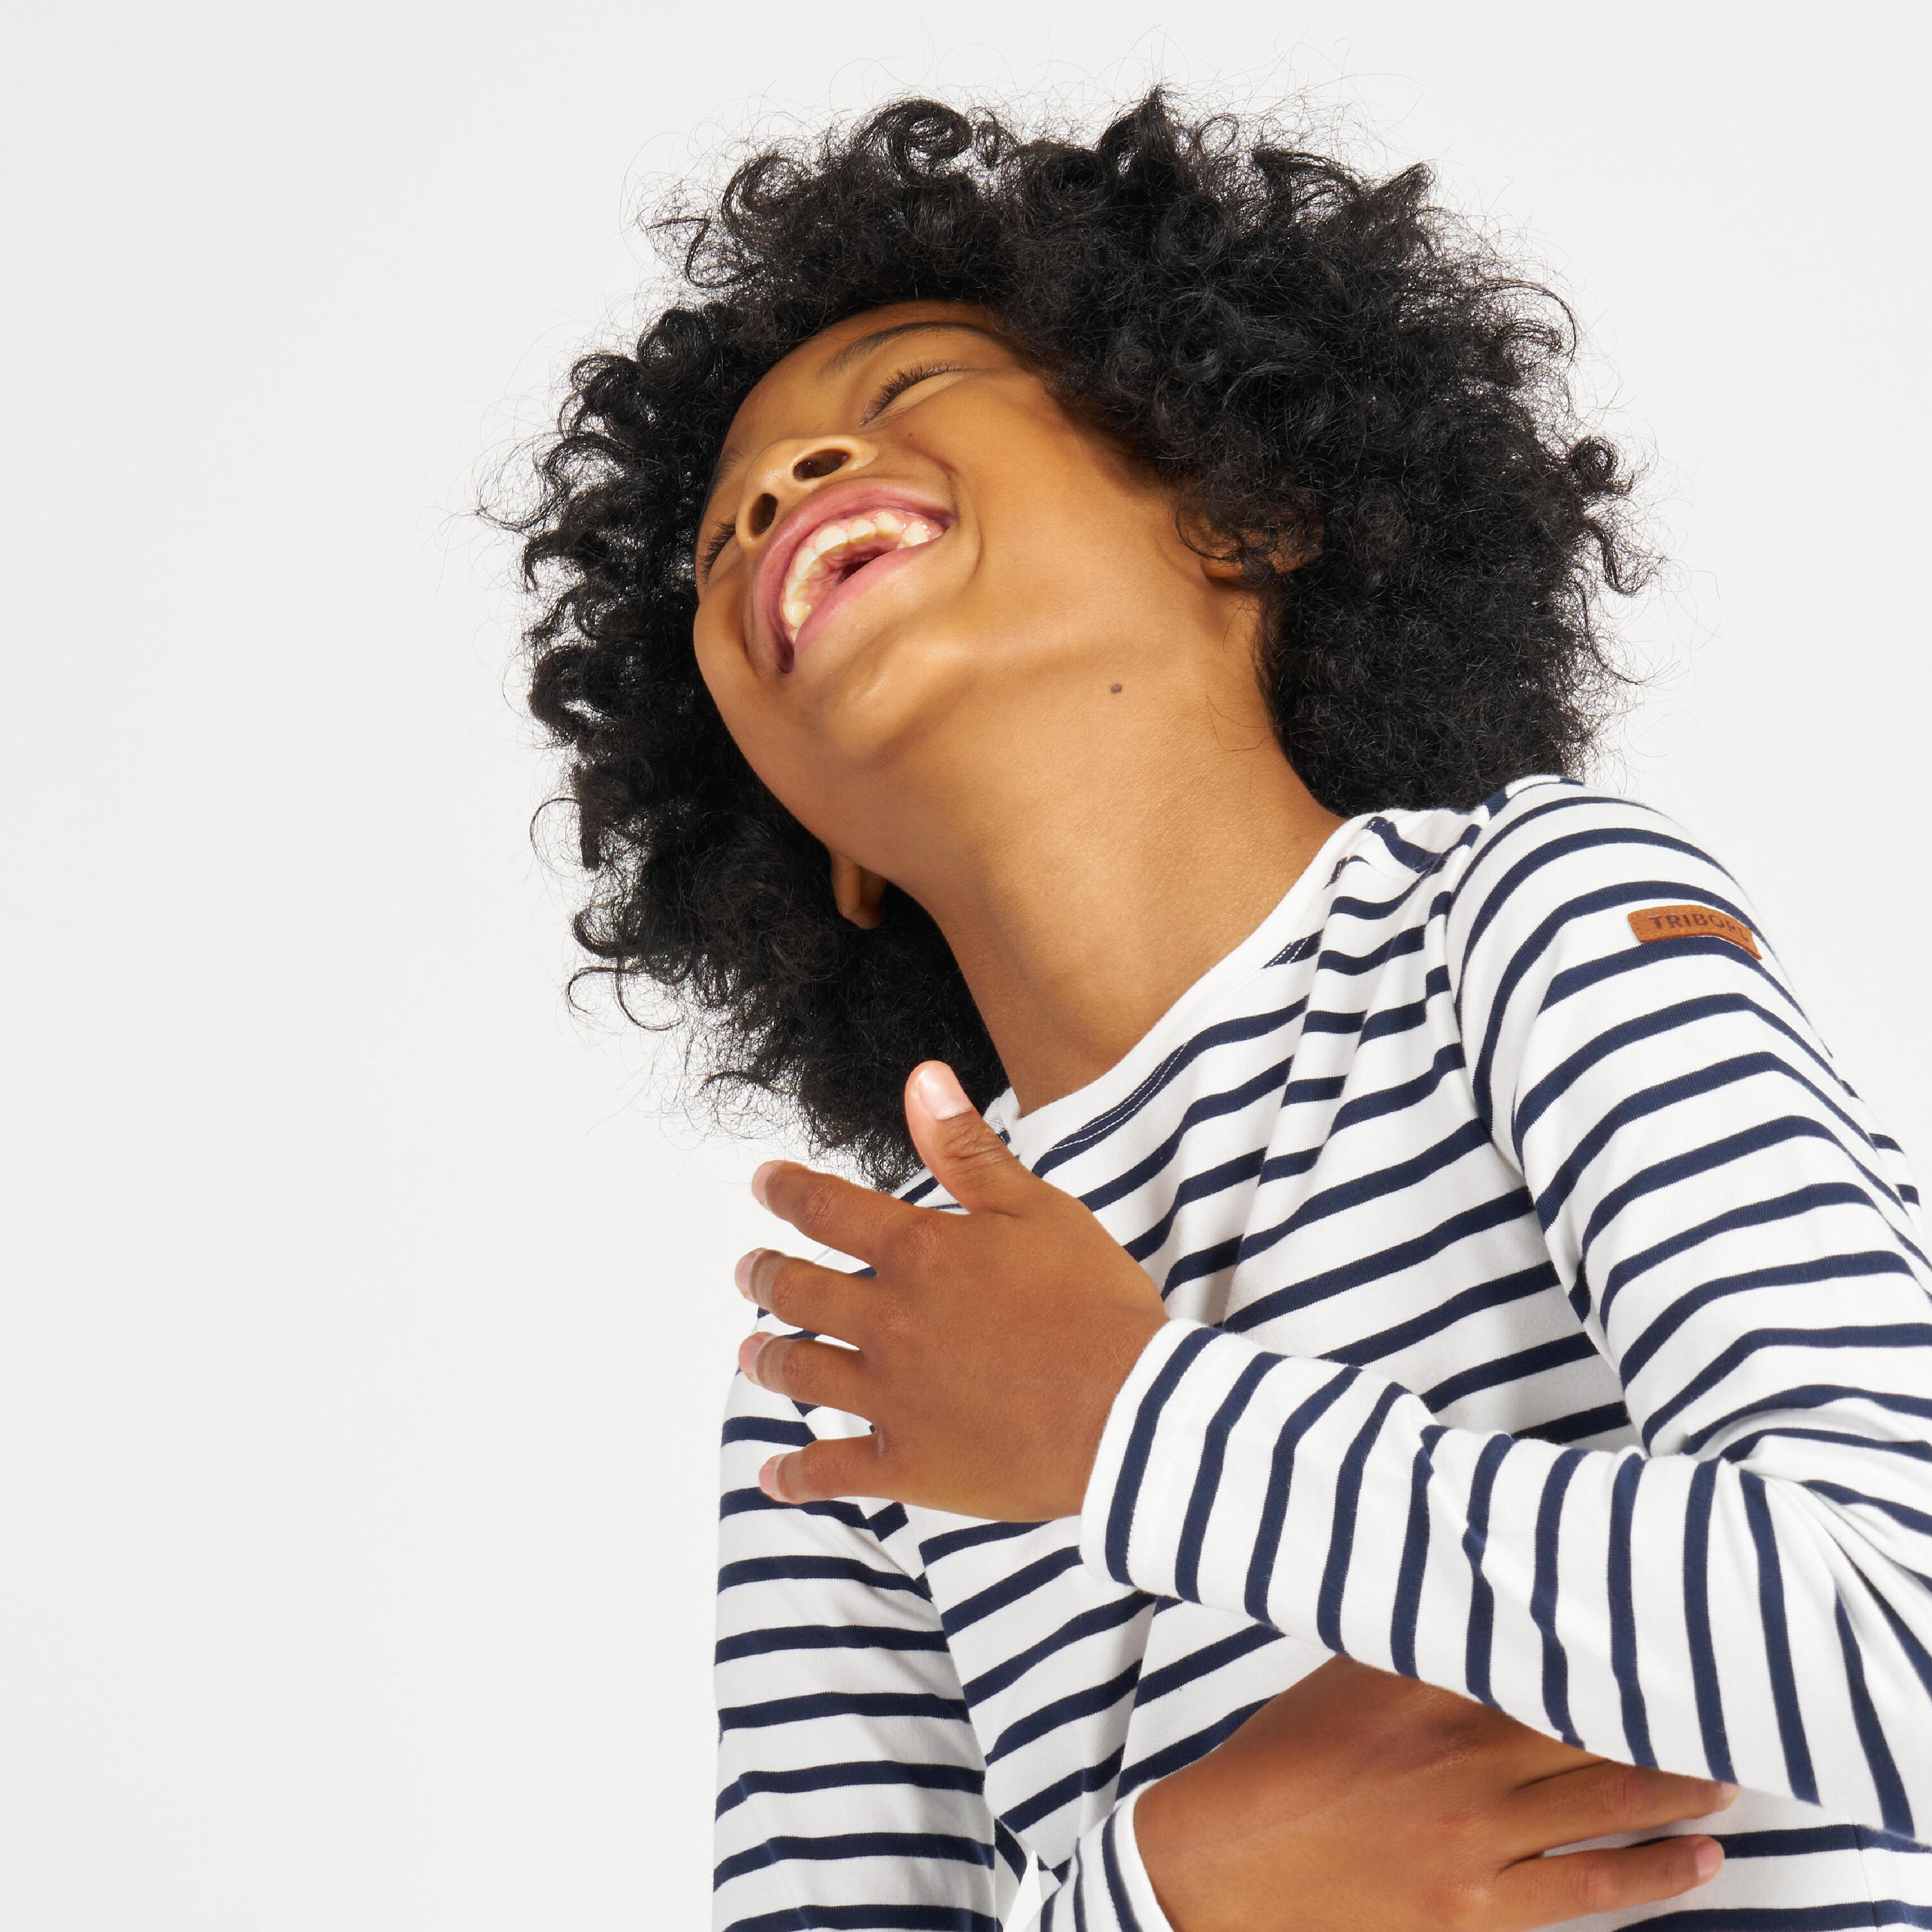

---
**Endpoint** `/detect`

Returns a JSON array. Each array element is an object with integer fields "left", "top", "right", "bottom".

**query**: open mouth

[{"left": 776, "top": 508, "right": 946, "bottom": 654}]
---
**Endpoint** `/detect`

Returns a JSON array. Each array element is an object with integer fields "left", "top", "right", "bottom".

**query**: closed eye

[
  {"left": 699, "top": 518, "right": 735, "bottom": 579},
  {"left": 860, "top": 361, "right": 964, "bottom": 423}
]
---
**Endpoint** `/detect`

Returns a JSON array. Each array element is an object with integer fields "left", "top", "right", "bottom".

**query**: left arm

[{"left": 1077, "top": 795, "right": 1932, "bottom": 1831}]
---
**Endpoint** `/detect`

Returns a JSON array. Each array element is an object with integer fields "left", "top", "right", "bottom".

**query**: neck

[{"left": 887, "top": 696, "right": 1342, "bottom": 1118}]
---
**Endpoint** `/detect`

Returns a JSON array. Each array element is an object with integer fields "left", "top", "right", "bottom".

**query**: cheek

[{"left": 692, "top": 611, "right": 833, "bottom": 824}]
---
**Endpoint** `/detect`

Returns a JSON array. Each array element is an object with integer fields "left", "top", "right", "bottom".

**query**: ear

[
  {"left": 1182, "top": 505, "right": 1323, "bottom": 583},
  {"left": 829, "top": 850, "right": 889, "bottom": 929}
]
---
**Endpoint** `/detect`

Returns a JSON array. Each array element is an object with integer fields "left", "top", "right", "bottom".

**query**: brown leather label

[{"left": 1627, "top": 904, "right": 1760, "bottom": 957}]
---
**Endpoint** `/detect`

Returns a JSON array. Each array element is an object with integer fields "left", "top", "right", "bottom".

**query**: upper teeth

[{"left": 779, "top": 509, "right": 942, "bottom": 642}]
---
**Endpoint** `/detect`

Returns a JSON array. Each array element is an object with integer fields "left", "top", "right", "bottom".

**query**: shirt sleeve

[
  {"left": 1024, "top": 1785, "right": 1171, "bottom": 1932},
  {"left": 1075, "top": 786, "right": 1932, "bottom": 1837},
  {"left": 715, "top": 1333, "right": 1020, "bottom": 1932}
]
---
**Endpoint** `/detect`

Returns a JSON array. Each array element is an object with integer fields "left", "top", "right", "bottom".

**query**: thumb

[{"left": 905, "top": 1061, "right": 1032, "bottom": 1213}]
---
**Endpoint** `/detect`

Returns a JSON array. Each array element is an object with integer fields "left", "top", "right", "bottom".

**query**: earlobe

[
  {"left": 829, "top": 850, "right": 889, "bottom": 929},
  {"left": 1184, "top": 507, "right": 1323, "bottom": 583}
]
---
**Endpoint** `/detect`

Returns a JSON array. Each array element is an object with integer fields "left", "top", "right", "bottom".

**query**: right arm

[
  {"left": 1128, "top": 1657, "right": 1734, "bottom": 1932},
  {"left": 714, "top": 1352, "right": 1018, "bottom": 1932},
  {"left": 717, "top": 1357, "right": 1730, "bottom": 1932}
]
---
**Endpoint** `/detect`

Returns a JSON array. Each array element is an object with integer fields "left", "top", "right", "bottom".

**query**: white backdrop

[{"left": 5, "top": 3, "right": 1929, "bottom": 1926}]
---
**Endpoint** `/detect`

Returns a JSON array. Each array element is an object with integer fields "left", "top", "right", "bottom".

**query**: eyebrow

[
  {"left": 817, "top": 316, "right": 1007, "bottom": 382},
  {"left": 703, "top": 319, "right": 1007, "bottom": 506}
]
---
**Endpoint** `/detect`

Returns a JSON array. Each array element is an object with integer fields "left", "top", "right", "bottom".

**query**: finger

[
  {"left": 738, "top": 1332, "right": 872, "bottom": 1416},
  {"left": 761, "top": 1430, "right": 898, "bottom": 1505},
  {"left": 1509, "top": 1759, "right": 1736, "bottom": 1861},
  {"left": 752, "top": 1159, "right": 914, "bottom": 1265},
  {"left": 1496, "top": 1833, "right": 1723, "bottom": 1929},
  {"left": 735, "top": 1249, "right": 875, "bottom": 1345},
  {"left": 905, "top": 1061, "right": 1034, "bottom": 1215}
]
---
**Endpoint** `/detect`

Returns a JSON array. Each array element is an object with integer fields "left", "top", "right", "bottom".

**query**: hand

[
  {"left": 732, "top": 1060, "right": 1169, "bottom": 1520},
  {"left": 1133, "top": 1657, "right": 1734, "bottom": 1932}
]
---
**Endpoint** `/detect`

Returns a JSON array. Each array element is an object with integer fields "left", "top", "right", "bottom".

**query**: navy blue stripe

[
  {"left": 920, "top": 1520, "right": 1043, "bottom": 1565},
  {"left": 1514, "top": 990, "right": 1806, "bottom": 1153},
  {"left": 1244, "top": 1118, "right": 1493, "bottom": 1272},
  {"left": 1117, "top": 1698, "right": 1269, "bottom": 1797},
  {"left": 1714, "top": 1824, "right": 1926, "bottom": 1857},
  {"left": 1365, "top": 811, "right": 1442, "bottom": 873},
  {"left": 1102, "top": 1325, "right": 1221, "bottom": 1584},
  {"left": 1327, "top": 1262, "right": 1558, "bottom": 1369},
  {"left": 1720, "top": 1426, "right": 1932, "bottom": 1470},
  {"left": 944, "top": 1547, "right": 1086, "bottom": 1635},
  {"left": 723, "top": 1907, "right": 1000, "bottom": 1932},
  {"left": 1089, "top": 1058, "right": 1290, "bottom": 1220},
  {"left": 960, "top": 1593, "right": 1150, "bottom": 1704},
  {"left": 1175, "top": 1353, "right": 1274, "bottom": 1601},
  {"left": 721, "top": 1490, "right": 880, "bottom": 1534},
  {"left": 1742, "top": 1472, "right": 1817, "bottom": 1803},
  {"left": 1134, "top": 1624, "right": 1281, "bottom": 1706},
  {"left": 1099, "top": 1809, "right": 1144, "bottom": 1932},
  {"left": 1835, "top": 1595, "right": 1913, "bottom": 1839},
  {"left": 1682, "top": 1457, "right": 1734, "bottom": 1781},
  {"left": 717, "top": 1624, "right": 949, "bottom": 1663},
  {"left": 987, "top": 1660, "right": 1142, "bottom": 1765},
  {"left": 717, "top": 1830, "right": 994, "bottom": 1886},
  {"left": 1645, "top": 1325, "right": 1932, "bottom": 1451},
  {"left": 718, "top": 1555, "right": 929, "bottom": 1598},
  {"left": 1317, "top": 1383, "right": 1405, "bottom": 1650},
  {"left": 1424, "top": 1331, "right": 1597, "bottom": 1412},
  {"left": 1461, "top": 1434, "right": 1512, "bottom": 1709},
  {"left": 1804, "top": 1480, "right": 1932, "bottom": 1539},
  {"left": 1226, "top": 1186, "right": 1536, "bottom": 1334},
  {"left": 724, "top": 1415, "right": 816, "bottom": 1448},
  {"left": 1617, "top": 1245, "right": 1908, "bottom": 1379},
  {"left": 1530, "top": 1447, "right": 1585, "bottom": 1747},
  {"left": 1242, "top": 1369, "right": 1360, "bottom": 1623},
  {"left": 1681, "top": 1384, "right": 1932, "bottom": 1458},
  {"left": 1617, "top": 1909, "right": 1932, "bottom": 1931},
  {"left": 719, "top": 1690, "right": 971, "bottom": 1732},
  {"left": 1033, "top": 1003, "right": 1304, "bottom": 1180},
  {"left": 1607, "top": 1450, "right": 1654, "bottom": 1765},
  {"left": 1390, "top": 1426, "right": 1443, "bottom": 1679},
  {"left": 1520, "top": 1399, "right": 1632, "bottom": 1444},
  {"left": 716, "top": 1759, "right": 982, "bottom": 1817},
  {"left": 1128, "top": 1146, "right": 1265, "bottom": 1265},
  {"left": 1001, "top": 1745, "right": 1123, "bottom": 1835},
  {"left": 1602, "top": 1177, "right": 1898, "bottom": 1332}
]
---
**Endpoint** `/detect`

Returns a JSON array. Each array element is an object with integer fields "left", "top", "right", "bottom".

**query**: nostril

[
  {"left": 748, "top": 493, "right": 778, "bottom": 536},
  {"left": 791, "top": 448, "right": 849, "bottom": 482}
]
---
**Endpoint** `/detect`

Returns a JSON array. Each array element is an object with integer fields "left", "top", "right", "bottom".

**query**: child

[{"left": 515, "top": 94, "right": 1932, "bottom": 1930}]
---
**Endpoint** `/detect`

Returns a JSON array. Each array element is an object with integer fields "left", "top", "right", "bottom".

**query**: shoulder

[
  {"left": 1417, "top": 780, "right": 1805, "bottom": 1131},
  {"left": 1431, "top": 777, "right": 1756, "bottom": 963}
]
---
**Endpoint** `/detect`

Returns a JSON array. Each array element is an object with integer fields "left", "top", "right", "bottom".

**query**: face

[{"left": 692, "top": 299, "right": 1269, "bottom": 884}]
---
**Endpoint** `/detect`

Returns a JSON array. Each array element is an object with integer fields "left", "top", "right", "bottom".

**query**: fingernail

[
  {"left": 758, "top": 1455, "right": 788, "bottom": 1501},
  {"left": 737, "top": 1334, "right": 766, "bottom": 1383},
  {"left": 1714, "top": 1782, "right": 1738, "bottom": 1805},
  {"left": 1692, "top": 1839, "right": 1723, "bottom": 1880},
  {"left": 914, "top": 1061, "right": 971, "bottom": 1121},
  {"left": 751, "top": 1162, "right": 778, "bottom": 1208},
  {"left": 734, "top": 1251, "right": 760, "bottom": 1300}
]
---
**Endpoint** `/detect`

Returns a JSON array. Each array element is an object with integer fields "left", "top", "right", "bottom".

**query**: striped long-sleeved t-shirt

[{"left": 712, "top": 779, "right": 1932, "bottom": 1932}]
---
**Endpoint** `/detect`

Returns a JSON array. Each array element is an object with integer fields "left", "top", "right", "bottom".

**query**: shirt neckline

[{"left": 985, "top": 811, "right": 1374, "bottom": 1168}]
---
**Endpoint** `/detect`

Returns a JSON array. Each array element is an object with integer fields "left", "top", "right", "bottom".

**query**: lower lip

[{"left": 785, "top": 534, "right": 946, "bottom": 667}]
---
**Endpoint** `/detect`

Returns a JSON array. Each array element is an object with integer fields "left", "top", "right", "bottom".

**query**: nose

[{"left": 737, "top": 435, "right": 875, "bottom": 545}]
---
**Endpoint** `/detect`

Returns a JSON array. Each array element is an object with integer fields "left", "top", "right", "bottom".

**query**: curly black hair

[{"left": 511, "top": 90, "right": 1649, "bottom": 1184}]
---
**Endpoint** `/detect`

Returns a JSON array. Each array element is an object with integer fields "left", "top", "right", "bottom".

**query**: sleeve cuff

[
  {"left": 1077, "top": 1316, "right": 1352, "bottom": 1614},
  {"left": 1114, "top": 1783, "right": 1176, "bottom": 1932},
  {"left": 1032, "top": 1784, "right": 1175, "bottom": 1932}
]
